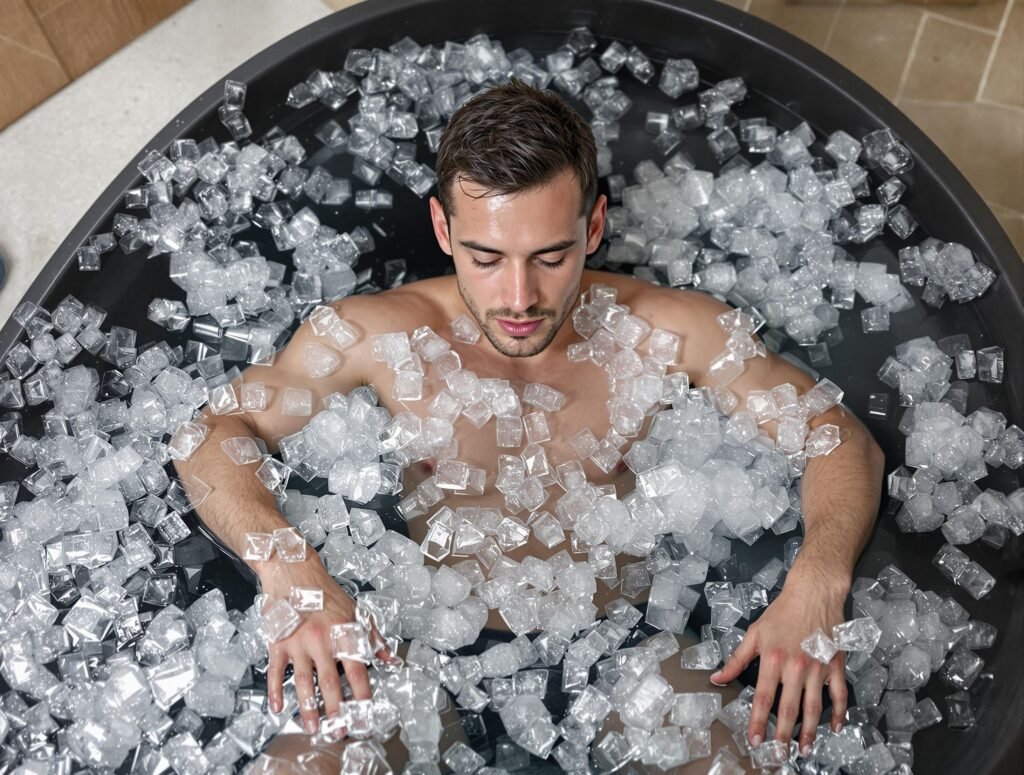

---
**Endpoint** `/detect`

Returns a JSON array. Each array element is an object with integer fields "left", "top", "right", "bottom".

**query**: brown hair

[{"left": 435, "top": 79, "right": 598, "bottom": 219}]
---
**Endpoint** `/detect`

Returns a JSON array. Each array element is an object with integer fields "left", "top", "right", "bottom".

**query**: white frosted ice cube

[
  {"left": 800, "top": 627, "right": 838, "bottom": 664},
  {"left": 450, "top": 314, "right": 481, "bottom": 345}
]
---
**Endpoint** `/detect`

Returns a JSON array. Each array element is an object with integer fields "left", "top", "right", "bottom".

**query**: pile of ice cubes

[
  {"left": 876, "top": 334, "right": 1020, "bottom": 602},
  {"left": 0, "top": 23, "right": 1015, "bottom": 775}
]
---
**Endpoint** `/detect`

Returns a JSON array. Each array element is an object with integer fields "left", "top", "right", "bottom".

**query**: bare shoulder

[
  {"left": 627, "top": 284, "right": 739, "bottom": 383},
  {"left": 587, "top": 270, "right": 728, "bottom": 327},
  {"left": 625, "top": 282, "right": 731, "bottom": 337},
  {"left": 332, "top": 275, "right": 455, "bottom": 335}
]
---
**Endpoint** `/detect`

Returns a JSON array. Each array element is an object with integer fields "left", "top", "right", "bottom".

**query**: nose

[{"left": 501, "top": 260, "right": 539, "bottom": 315}]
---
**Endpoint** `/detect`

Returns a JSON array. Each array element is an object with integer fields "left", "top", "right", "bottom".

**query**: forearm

[
  {"left": 787, "top": 407, "right": 886, "bottom": 591},
  {"left": 172, "top": 411, "right": 294, "bottom": 581}
]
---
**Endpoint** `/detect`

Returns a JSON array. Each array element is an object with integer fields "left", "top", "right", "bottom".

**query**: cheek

[{"left": 459, "top": 272, "right": 498, "bottom": 309}]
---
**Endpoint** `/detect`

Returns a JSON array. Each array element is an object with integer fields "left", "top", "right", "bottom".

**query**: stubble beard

[{"left": 456, "top": 274, "right": 583, "bottom": 358}]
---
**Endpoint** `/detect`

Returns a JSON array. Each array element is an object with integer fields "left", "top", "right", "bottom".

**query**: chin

[{"left": 490, "top": 326, "right": 557, "bottom": 358}]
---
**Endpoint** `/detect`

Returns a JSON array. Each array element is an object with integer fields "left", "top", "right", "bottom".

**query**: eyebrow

[{"left": 458, "top": 238, "right": 578, "bottom": 256}]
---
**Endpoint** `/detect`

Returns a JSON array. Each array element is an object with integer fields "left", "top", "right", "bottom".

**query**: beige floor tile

[
  {"left": 748, "top": 0, "right": 842, "bottom": 50},
  {"left": 323, "top": 0, "right": 365, "bottom": 10},
  {"left": 0, "top": 0, "right": 41, "bottom": 33},
  {"left": 981, "top": 0, "right": 1023, "bottom": 108},
  {"left": 0, "top": 19, "right": 70, "bottom": 128},
  {"left": 825, "top": 4, "right": 923, "bottom": 100},
  {"left": 899, "top": 98, "right": 1024, "bottom": 211},
  {"left": 929, "top": 0, "right": 1008, "bottom": 32},
  {"left": 988, "top": 203, "right": 1024, "bottom": 260},
  {"left": 901, "top": 15, "right": 994, "bottom": 101}
]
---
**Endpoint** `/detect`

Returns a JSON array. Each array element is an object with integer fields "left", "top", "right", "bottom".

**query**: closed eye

[{"left": 470, "top": 255, "right": 567, "bottom": 269}]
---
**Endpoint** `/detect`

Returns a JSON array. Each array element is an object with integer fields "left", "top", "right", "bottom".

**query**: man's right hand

[{"left": 259, "top": 556, "right": 373, "bottom": 734}]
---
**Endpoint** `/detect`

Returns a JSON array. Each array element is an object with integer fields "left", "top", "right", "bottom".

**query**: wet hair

[{"left": 435, "top": 79, "right": 598, "bottom": 219}]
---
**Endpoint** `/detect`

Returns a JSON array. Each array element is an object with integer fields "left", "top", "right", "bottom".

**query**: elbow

[
  {"left": 863, "top": 432, "right": 886, "bottom": 471},
  {"left": 839, "top": 410, "right": 885, "bottom": 470},
  {"left": 840, "top": 416, "right": 885, "bottom": 471}
]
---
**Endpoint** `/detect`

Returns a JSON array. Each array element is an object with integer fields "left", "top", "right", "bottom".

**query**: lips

[{"left": 497, "top": 319, "right": 543, "bottom": 336}]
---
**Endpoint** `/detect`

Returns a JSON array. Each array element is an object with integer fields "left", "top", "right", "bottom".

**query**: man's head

[{"left": 429, "top": 79, "right": 606, "bottom": 359}]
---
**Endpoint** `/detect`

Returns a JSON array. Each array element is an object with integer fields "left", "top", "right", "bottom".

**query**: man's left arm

[
  {"left": 710, "top": 403, "right": 885, "bottom": 756},
  {"left": 653, "top": 289, "right": 886, "bottom": 755}
]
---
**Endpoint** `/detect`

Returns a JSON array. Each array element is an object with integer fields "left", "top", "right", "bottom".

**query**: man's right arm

[
  {"left": 171, "top": 296, "right": 379, "bottom": 730},
  {"left": 172, "top": 299, "right": 370, "bottom": 571}
]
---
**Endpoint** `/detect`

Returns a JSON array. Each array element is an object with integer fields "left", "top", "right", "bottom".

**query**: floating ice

[
  {"left": 800, "top": 627, "right": 839, "bottom": 664},
  {"left": 832, "top": 617, "right": 883, "bottom": 652},
  {"left": 0, "top": 22, "right": 1014, "bottom": 775}
]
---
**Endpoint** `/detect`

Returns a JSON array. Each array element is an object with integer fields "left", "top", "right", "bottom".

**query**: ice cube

[
  {"left": 240, "top": 382, "right": 269, "bottom": 412},
  {"left": 523, "top": 383, "right": 566, "bottom": 412},
  {"left": 220, "top": 437, "right": 263, "bottom": 465},
  {"left": 679, "top": 640, "right": 721, "bottom": 670},
  {"left": 801, "top": 628, "right": 839, "bottom": 664},
  {"left": 945, "top": 690, "right": 976, "bottom": 728},
  {"left": 805, "top": 424, "right": 841, "bottom": 457},
  {"left": 619, "top": 672, "right": 673, "bottom": 730},
  {"left": 450, "top": 314, "right": 481, "bottom": 345},
  {"left": 242, "top": 532, "right": 274, "bottom": 562},
  {"left": 261, "top": 599, "right": 300, "bottom": 642},
  {"left": 832, "top": 617, "right": 882, "bottom": 652},
  {"left": 281, "top": 388, "right": 313, "bottom": 416},
  {"left": 273, "top": 527, "right": 307, "bottom": 563},
  {"left": 167, "top": 422, "right": 208, "bottom": 461},
  {"left": 496, "top": 416, "right": 523, "bottom": 448},
  {"left": 443, "top": 741, "right": 486, "bottom": 774},
  {"left": 976, "top": 346, "right": 1004, "bottom": 383},
  {"left": 751, "top": 740, "right": 789, "bottom": 769},
  {"left": 523, "top": 412, "right": 551, "bottom": 445},
  {"left": 289, "top": 586, "right": 323, "bottom": 611},
  {"left": 671, "top": 692, "right": 722, "bottom": 729},
  {"left": 331, "top": 622, "right": 374, "bottom": 662},
  {"left": 304, "top": 343, "right": 341, "bottom": 378},
  {"left": 708, "top": 351, "right": 744, "bottom": 385}
]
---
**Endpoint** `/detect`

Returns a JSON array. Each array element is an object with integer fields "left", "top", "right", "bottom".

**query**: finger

[
  {"left": 376, "top": 640, "right": 396, "bottom": 664},
  {"left": 291, "top": 655, "right": 320, "bottom": 735},
  {"left": 748, "top": 647, "right": 782, "bottom": 747},
  {"left": 827, "top": 657, "right": 849, "bottom": 733},
  {"left": 267, "top": 646, "right": 286, "bottom": 714},
  {"left": 313, "top": 646, "right": 343, "bottom": 719},
  {"left": 341, "top": 658, "right": 372, "bottom": 701},
  {"left": 800, "top": 667, "right": 827, "bottom": 757},
  {"left": 774, "top": 660, "right": 810, "bottom": 745},
  {"left": 711, "top": 628, "right": 759, "bottom": 685}
]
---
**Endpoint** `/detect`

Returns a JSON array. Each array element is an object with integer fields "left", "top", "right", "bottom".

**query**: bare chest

[{"left": 367, "top": 343, "right": 644, "bottom": 506}]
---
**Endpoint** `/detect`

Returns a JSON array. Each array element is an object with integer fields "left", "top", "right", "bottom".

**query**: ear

[
  {"left": 585, "top": 194, "right": 608, "bottom": 255},
  {"left": 429, "top": 197, "right": 453, "bottom": 256}
]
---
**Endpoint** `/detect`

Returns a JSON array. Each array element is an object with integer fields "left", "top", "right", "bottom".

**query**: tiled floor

[
  {"left": 329, "top": 0, "right": 1024, "bottom": 258},
  {"left": 720, "top": 0, "right": 1024, "bottom": 256}
]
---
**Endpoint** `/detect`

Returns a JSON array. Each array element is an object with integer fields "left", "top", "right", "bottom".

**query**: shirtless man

[{"left": 175, "top": 79, "right": 885, "bottom": 771}]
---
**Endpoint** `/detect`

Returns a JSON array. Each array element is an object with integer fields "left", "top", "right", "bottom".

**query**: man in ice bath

[{"left": 177, "top": 79, "right": 884, "bottom": 773}]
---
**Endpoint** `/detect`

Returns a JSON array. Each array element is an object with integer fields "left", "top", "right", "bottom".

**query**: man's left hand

[{"left": 709, "top": 571, "right": 849, "bottom": 757}]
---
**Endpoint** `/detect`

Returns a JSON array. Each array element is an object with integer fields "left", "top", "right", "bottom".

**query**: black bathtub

[{"left": 1, "top": 0, "right": 1021, "bottom": 772}]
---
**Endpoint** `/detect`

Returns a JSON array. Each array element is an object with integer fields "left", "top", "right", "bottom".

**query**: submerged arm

[{"left": 656, "top": 288, "right": 885, "bottom": 753}]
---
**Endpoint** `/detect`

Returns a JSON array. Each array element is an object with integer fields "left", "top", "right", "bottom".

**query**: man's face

[{"left": 430, "top": 169, "right": 606, "bottom": 359}]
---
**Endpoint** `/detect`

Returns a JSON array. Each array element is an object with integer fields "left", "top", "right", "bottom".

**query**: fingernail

[
  {"left": 751, "top": 734, "right": 763, "bottom": 747},
  {"left": 833, "top": 722, "right": 843, "bottom": 733},
  {"left": 305, "top": 718, "right": 317, "bottom": 735},
  {"left": 801, "top": 744, "right": 812, "bottom": 757}
]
